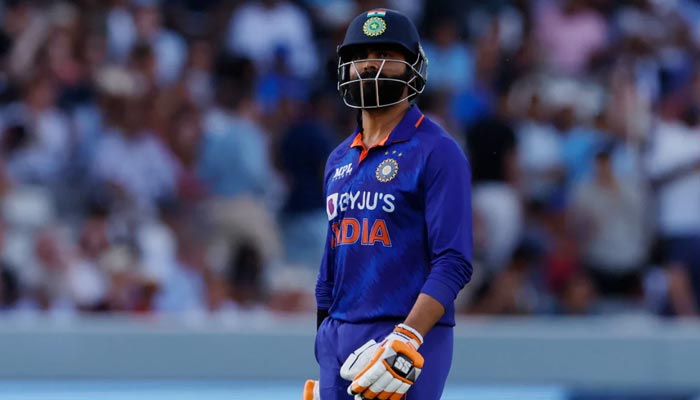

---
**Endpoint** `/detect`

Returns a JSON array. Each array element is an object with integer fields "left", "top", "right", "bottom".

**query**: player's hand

[
  {"left": 302, "top": 379, "right": 320, "bottom": 400},
  {"left": 340, "top": 324, "right": 424, "bottom": 400}
]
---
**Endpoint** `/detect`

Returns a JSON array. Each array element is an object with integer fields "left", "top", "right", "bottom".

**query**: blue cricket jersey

[{"left": 315, "top": 105, "right": 473, "bottom": 326}]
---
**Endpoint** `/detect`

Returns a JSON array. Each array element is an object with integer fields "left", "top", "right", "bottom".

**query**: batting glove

[
  {"left": 302, "top": 379, "right": 320, "bottom": 400},
  {"left": 340, "top": 324, "right": 424, "bottom": 400}
]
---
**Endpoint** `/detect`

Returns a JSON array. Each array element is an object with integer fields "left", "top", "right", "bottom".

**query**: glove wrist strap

[{"left": 395, "top": 323, "right": 424, "bottom": 348}]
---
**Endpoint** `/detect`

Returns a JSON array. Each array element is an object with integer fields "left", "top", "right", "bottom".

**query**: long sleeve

[
  {"left": 315, "top": 225, "right": 335, "bottom": 310},
  {"left": 420, "top": 137, "right": 473, "bottom": 310}
]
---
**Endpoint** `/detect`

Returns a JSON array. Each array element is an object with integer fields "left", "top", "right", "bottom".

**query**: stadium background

[{"left": 1, "top": 0, "right": 700, "bottom": 398}]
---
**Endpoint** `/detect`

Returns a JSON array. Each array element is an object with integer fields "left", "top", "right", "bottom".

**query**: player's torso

[
  {"left": 324, "top": 133, "right": 431, "bottom": 321},
  {"left": 326, "top": 143, "right": 423, "bottom": 246}
]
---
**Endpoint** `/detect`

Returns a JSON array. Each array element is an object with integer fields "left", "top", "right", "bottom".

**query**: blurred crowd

[{"left": 1, "top": 0, "right": 700, "bottom": 318}]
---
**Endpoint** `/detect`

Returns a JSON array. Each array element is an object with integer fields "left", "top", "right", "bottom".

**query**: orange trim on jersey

[
  {"left": 351, "top": 133, "right": 390, "bottom": 163},
  {"left": 350, "top": 132, "right": 364, "bottom": 148},
  {"left": 414, "top": 114, "right": 424, "bottom": 128}
]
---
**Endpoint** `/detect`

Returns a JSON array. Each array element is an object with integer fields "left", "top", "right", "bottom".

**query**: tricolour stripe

[{"left": 367, "top": 10, "right": 386, "bottom": 17}]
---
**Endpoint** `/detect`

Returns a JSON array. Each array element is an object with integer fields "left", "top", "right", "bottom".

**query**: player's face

[
  {"left": 348, "top": 46, "right": 408, "bottom": 79},
  {"left": 346, "top": 45, "right": 411, "bottom": 108}
]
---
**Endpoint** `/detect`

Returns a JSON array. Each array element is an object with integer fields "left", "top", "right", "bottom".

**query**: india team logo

[
  {"left": 363, "top": 16, "right": 386, "bottom": 37},
  {"left": 376, "top": 158, "right": 398, "bottom": 182}
]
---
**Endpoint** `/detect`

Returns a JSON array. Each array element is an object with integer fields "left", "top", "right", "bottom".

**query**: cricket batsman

[{"left": 303, "top": 8, "right": 473, "bottom": 400}]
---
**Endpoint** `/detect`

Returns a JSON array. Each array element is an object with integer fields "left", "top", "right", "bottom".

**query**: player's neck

[{"left": 360, "top": 102, "right": 410, "bottom": 148}]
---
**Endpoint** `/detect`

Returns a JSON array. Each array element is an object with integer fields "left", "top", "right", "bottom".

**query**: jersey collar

[
  {"left": 349, "top": 105, "right": 425, "bottom": 149},
  {"left": 387, "top": 105, "right": 425, "bottom": 144}
]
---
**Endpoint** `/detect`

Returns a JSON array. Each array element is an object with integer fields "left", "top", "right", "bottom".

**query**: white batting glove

[{"left": 340, "top": 324, "right": 424, "bottom": 400}]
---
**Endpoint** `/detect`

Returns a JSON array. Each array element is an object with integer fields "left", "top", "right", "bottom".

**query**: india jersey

[{"left": 315, "top": 105, "right": 473, "bottom": 326}]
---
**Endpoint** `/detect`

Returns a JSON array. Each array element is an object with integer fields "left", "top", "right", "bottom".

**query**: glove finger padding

[
  {"left": 367, "top": 370, "right": 407, "bottom": 399},
  {"left": 340, "top": 339, "right": 379, "bottom": 381},
  {"left": 348, "top": 340, "right": 423, "bottom": 399}
]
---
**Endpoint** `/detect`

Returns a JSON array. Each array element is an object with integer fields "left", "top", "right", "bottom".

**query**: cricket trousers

[{"left": 315, "top": 316, "right": 453, "bottom": 400}]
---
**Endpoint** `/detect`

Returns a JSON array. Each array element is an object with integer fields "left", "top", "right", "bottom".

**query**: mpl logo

[
  {"left": 326, "top": 193, "right": 339, "bottom": 220},
  {"left": 332, "top": 163, "right": 353, "bottom": 181}
]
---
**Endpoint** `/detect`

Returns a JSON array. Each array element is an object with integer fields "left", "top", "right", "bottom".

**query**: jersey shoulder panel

[
  {"left": 414, "top": 115, "right": 468, "bottom": 163},
  {"left": 324, "top": 133, "right": 357, "bottom": 180}
]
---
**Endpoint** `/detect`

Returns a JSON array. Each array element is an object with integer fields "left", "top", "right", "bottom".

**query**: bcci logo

[
  {"left": 363, "top": 17, "right": 386, "bottom": 37},
  {"left": 376, "top": 159, "right": 398, "bottom": 182}
]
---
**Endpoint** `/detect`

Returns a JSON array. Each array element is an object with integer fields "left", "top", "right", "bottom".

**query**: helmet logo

[{"left": 363, "top": 17, "right": 386, "bottom": 37}]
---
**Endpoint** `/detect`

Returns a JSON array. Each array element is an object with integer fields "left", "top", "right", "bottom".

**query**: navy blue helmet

[{"left": 337, "top": 9, "right": 428, "bottom": 109}]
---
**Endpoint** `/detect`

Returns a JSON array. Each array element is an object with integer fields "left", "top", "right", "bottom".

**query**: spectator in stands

[
  {"left": 129, "top": 0, "right": 188, "bottom": 86},
  {"left": 534, "top": 0, "right": 609, "bottom": 76},
  {"left": 278, "top": 94, "right": 334, "bottom": 269},
  {"left": 225, "top": 0, "right": 318, "bottom": 79},
  {"left": 32, "top": 226, "right": 97, "bottom": 312},
  {"left": 182, "top": 39, "right": 214, "bottom": 108},
  {"left": 0, "top": 264, "right": 19, "bottom": 310},
  {"left": 569, "top": 146, "right": 651, "bottom": 311},
  {"left": 154, "top": 227, "right": 209, "bottom": 313},
  {"left": 164, "top": 104, "right": 208, "bottom": 204},
  {"left": 13, "top": 75, "right": 71, "bottom": 186},
  {"left": 3, "top": 0, "right": 700, "bottom": 318},
  {"left": 198, "top": 58, "right": 277, "bottom": 204},
  {"left": 467, "top": 91, "right": 522, "bottom": 274},
  {"left": 0, "top": 220, "right": 19, "bottom": 310},
  {"left": 645, "top": 96, "right": 700, "bottom": 316},
  {"left": 422, "top": 16, "right": 475, "bottom": 94},
  {"left": 225, "top": 240, "right": 265, "bottom": 307},
  {"left": 468, "top": 243, "right": 543, "bottom": 315},
  {"left": 516, "top": 93, "right": 565, "bottom": 207},
  {"left": 556, "top": 272, "right": 597, "bottom": 315},
  {"left": 92, "top": 86, "right": 178, "bottom": 218}
]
